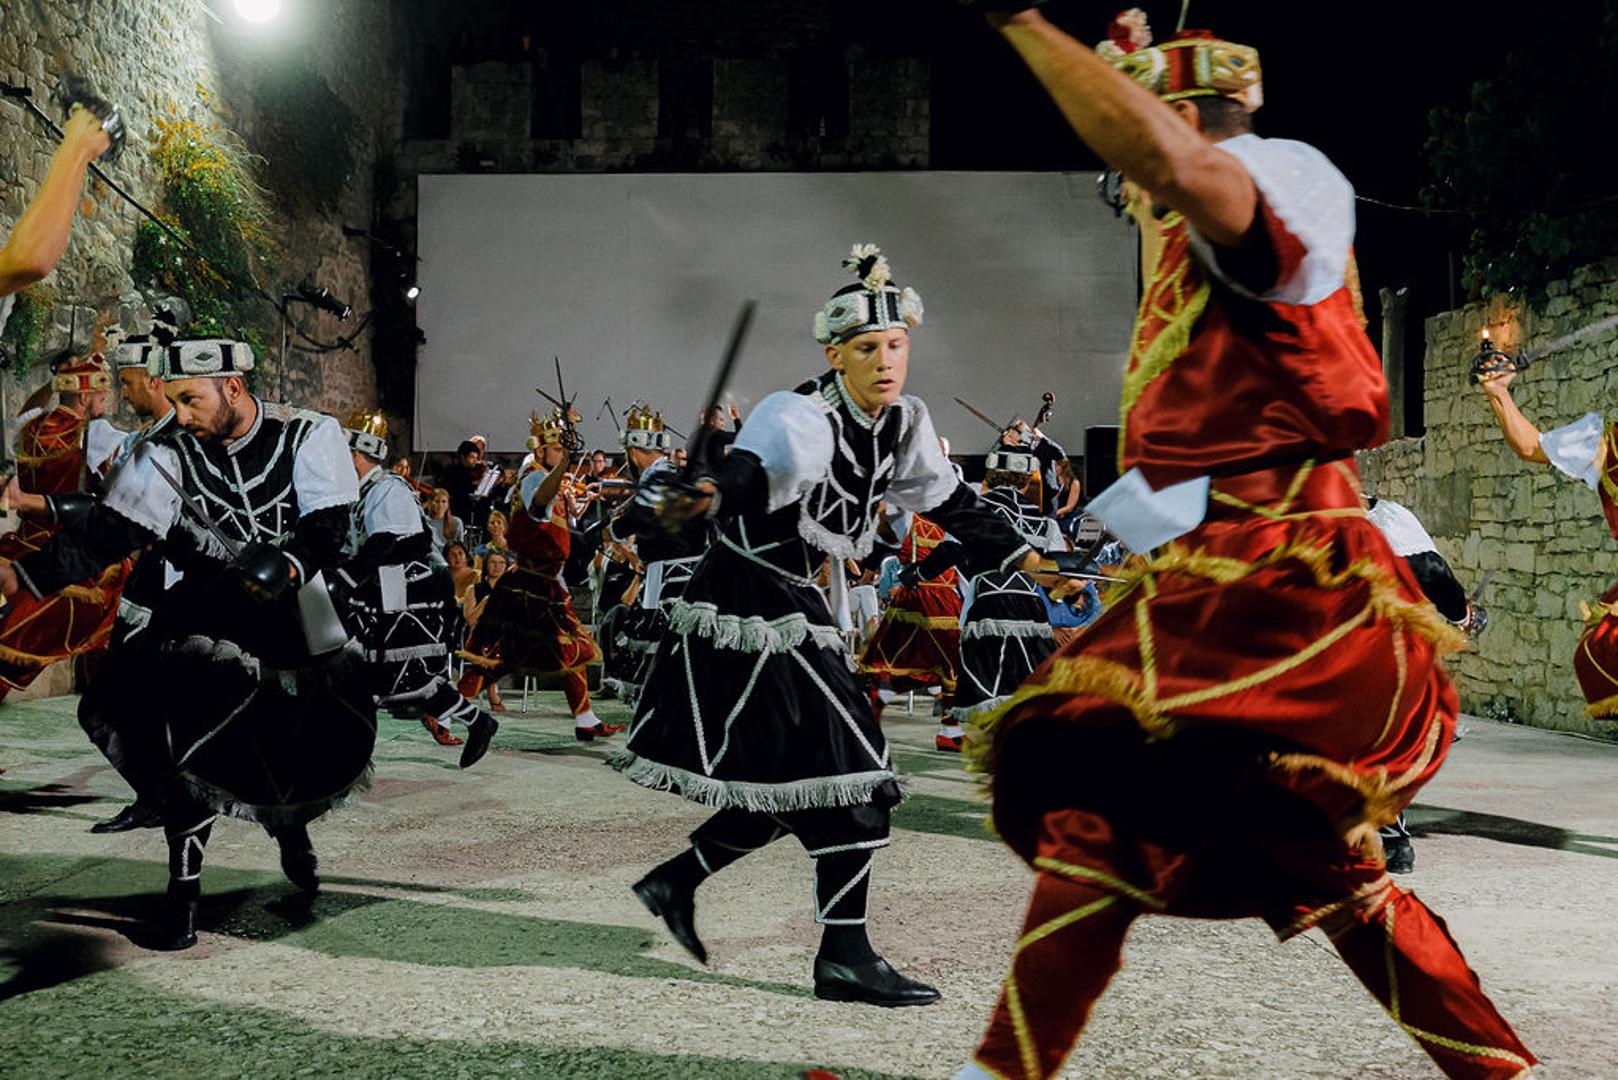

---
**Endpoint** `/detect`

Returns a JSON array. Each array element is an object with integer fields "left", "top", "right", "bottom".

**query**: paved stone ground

[{"left": 0, "top": 694, "right": 1613, "bottom": 1078}]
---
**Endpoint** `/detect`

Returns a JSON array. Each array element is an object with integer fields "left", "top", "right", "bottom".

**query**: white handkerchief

[
  {"left": 379, "top": 563, "right": 408, "bottom": 612},
  {"left": 1086, "top": 467, "right": 1210, "bottom": 553}
]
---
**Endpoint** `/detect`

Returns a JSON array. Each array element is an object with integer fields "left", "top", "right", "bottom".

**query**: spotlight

[
  {"left": 233, "top": 0, "right": 282, "bottom": 23},
  {"left": 405, "top": 284, "right": 421, "bottom": 301}
]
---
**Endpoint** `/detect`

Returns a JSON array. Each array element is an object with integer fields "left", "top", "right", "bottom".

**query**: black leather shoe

[
  {"left": 1384, "top": 836, "right": 1416, "bottom": 875},
  {"left": 90, "top": 799, "right": 163, "bottom": 834},
  {"left": 813, "top": 956, "right": 941, "bottom": 1007},
  {"left": 459, "top": 714, "right": 499, "bottom": 769},
  {"left": 276, "top": 828, "right": 320, "bottom": 894},
  {"left": 632, "top": 870, "right": 707, "bottom": 964},
  {"left": 154, "top": 885, "right": 199, "bottom": 951}
]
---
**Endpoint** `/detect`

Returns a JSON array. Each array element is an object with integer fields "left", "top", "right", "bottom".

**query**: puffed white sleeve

[
  {"left": 85, "top": 418, "right": 124, "bottom": 474},
  {"left": 730, "top": 390, "right": 835, "bottom": 513},
  {"left": 100, "top": 440, "right": 183, "bottom": 537},
  {"left": 1189, "top": 134, "right": 1354, "bottom": 307},
  {"left": 1539, "top": 412, "right": 1606, "bottom": 489},
  {"left": 362, "top": 475, "right": 427, "bottom": 538},
  {"left": 294, "top": 415, "right": 362, "bottom": 513},
  {"left": 884, "top": 396, "right": 961, "bottom": 513}
]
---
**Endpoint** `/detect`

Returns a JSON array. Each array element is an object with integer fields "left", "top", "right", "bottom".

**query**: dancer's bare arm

[
  {"left": 990, "top": 10, "right": 1256, "bottom": 247},
  {"left": 0, "top": 109, "right": 110, "bottom": 295}
]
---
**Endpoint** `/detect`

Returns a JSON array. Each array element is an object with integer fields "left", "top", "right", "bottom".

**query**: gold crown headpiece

[
  {"left": 528, "top": 407, "right": 567, "bottom": 449},
  {"left": 622, "top": 402, "right": 673, "bottom": 452},
  {"left": 343, "top": 409, "right": 390, "bottom": 461}
]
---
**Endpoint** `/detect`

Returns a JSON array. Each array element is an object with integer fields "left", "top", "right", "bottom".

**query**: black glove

[
  {"left": 232, "top": 541, "right": 295, "bottom": 602},
  {"left": 46, "top": 493, "right": 96, "bottom": 530},
  {"left": 897, "top": 561, "right": 923, "bottom": 589},
  {"left": 633, "top": 471, "right": 713, "bottom": 536}
]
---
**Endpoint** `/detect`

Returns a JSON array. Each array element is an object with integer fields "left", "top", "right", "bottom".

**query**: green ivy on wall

[
  {"left": 129, "top": 114, "right": 278, "bottom": 340},
  {"left": 0, "top": 283, "right": 55, "bottom": 377}
]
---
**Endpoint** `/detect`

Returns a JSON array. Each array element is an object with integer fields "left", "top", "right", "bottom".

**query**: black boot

[
  {"left": 91, "top": 798, "right": 163, "bottom": 834},
  {"left": 631, "top": 850, "right": 709, "bottom": 964},
  {"left": 273, "top": 824, "right": 320, "bottom": 894},
  {"left": 813, "top": 955, "right": 941, "bottom": 1007},
  {"left": 459, "top": 712, "right": 499, "bottom": 769},
  {"left": 154, "top": 880, "right": 200, "bottom": 951}
]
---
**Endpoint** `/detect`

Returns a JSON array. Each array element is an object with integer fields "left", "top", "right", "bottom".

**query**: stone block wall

[
  {"left": 1359, "top": 258, "right": 1618, "bottom": 737},
  {"left": 1, "top": 0, "right": 398, "bottom": 425}
]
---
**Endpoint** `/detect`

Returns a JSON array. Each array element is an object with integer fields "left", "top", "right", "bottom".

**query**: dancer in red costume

[
  {"left": 0, "top": 353, "right": 130, "bottom": 701},
  {"left": 457, "top": 407, "right": 616, "bottom": 741},
  {"left": 856, "top": 510, "right": 963, "bottom": 745},
  {"left": 1477, "top": 362, "right": 1618, "bottom": 718},
  {"left": 953, "top": 7, "right": 1534, "bottom": 1079}
]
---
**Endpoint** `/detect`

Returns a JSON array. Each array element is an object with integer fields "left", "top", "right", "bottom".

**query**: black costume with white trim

[
  {"left": 13, "top": 396, "right": 373, "bottom": 937},
  {"left": 605, "top": 456, "right": 710, "bottom": 704},
  {"left": 611, "top": 369, "right": 1030, "bottom": 934},
  {"left": 952, "top": 487, "right": 1063, "bottom": 727},
  {"left": 332, "top": 467, "right": 492, "bottom": 733}
]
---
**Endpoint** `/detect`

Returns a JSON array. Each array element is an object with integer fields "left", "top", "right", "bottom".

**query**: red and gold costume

[
  {"left": 962, "top": 15, "right": 1532, "bottom": 1080},
  {"left": 1547, "top": 417, "right": 1618, "bottom": 716},
  {"left": 458, "top": 474, "right": 601, "bottom": 718},
  {"left": 856, "top": 514, "right": 961, "bottom": 690},
  {"left": 0, "top": 359, "right": 130, "bottom": 699}
]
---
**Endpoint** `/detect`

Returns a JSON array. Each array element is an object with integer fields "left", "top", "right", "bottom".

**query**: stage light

[
  {"left": 233, "top": 0, "right": 282, "bottom": 23},
  {"left": 405, "top": 284, "right": 421, "bottom": 301}
]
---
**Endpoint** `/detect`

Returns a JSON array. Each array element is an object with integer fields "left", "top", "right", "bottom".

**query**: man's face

[
  {"left": 826, "top": 328, "right": 909, "bottom": 416},
  {"left": 590, "top": 452, "right": 607, "bottom": 475},
  {"left": 117, "top": 369, "right": 162, "bottom": 418},
  {"left": 350, "top": 450, "right": 372, "bottom": 477},
  {"left": 82, "top": 390, "right": 111, "bottom": 420},
  {"left": 627, "top": 447, "right": 661, "bottom": 472},
  {"left": 671, "top": 448, "right": 687, "bottom": 468},
  {"left": 459, "top": 450, "right": 478, "bottom": 467},
  {"left": 167, "top": 378, "right": 242, "bottom": 442},
  {"left": 540, "top": 443, "right": 566, "bottom": 470},
  {"left": 485, "top": 553, "right": 508, "bottom": 580}
]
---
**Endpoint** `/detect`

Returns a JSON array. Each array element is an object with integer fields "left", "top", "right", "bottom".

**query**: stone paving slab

[{"left": 1, "top": 695, "right": 1613, "bottom": 1078}]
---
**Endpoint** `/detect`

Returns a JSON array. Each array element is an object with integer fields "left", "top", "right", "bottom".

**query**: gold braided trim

[
  {"left": 1280, "top": 874, "right": 1395, "bottom": 941},
  {"left": 874, "top": 609, "right": 959, "bottom": 630},
  {"left": 0, "top": 623, "right": 113, "bottom": 669},
  {"left": 1271, "top": 715, "right": 1446, "bottom": 847},
  {"left": 1117, "top": 240, "right": 1210, "bottom": 459},
  {"left": 965, "top": 654, "right": 1165, "bottom": 776},
  {"left": 57, "top": 584, "right": 109, "bottom": 603},
  {"left": 1033, "top": 855, "right": 1166, "bottom": 910}
]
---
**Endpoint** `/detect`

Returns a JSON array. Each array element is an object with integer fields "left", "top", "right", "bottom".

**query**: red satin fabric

[
  {"left": 970, "top": 808, "right": 1536, "bottom": 1079},
  {"left": 1122, "top": 211, "right": 1388, "bottom": 489},
  {"left": 0, "top": 408, "right": 129, "bottom": 694}
]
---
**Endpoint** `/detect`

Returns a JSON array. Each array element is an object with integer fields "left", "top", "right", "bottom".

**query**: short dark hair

[
  {"left": 457, "top": 439, "right": 479, "bottom": 456},
  {"left": 1192, "top": 96, "right": 1253, "bottom": 138}
]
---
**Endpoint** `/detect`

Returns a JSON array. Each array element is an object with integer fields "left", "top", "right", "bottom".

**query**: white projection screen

[{"left": 416, "top": 172, "right": 1136, "bottom": 455}]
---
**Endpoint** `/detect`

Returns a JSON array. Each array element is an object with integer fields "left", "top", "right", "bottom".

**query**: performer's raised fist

[{"left": 62, "top": 106, "right": 112, "bottom": 163}]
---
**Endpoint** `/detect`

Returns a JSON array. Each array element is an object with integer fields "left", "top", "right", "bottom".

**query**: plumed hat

[{"left": 813, "top": 243, "right": 924, "bottom": 345}]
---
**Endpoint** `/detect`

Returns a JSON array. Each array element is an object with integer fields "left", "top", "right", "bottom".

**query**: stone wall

[
  {"left": 1359, "top": 258, "right": 1618, "bottom": 738},
  {"left": 1, "top": 0, "right": 398, "bottom": 425}
]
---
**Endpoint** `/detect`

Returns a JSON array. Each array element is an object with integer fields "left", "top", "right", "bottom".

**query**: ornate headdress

[
  {"left": 528, "top": 407, "right": 567, "bottom": 450},
  {"left": 51, "top": 352, "right": 113, "bottom": 394},
  {"left": 813, "top": 243, "right": 925, "bottom": 345},
  {"left": 622, "top": 403, "right": 672, "bottom": 452},
  {"left": 344, "top": 409, "right": 390, "bottom": 461},
  {"left": 984, "top": 448, "right": 1038, "bottom": 478},
  {"left": 144, "top": 339, "right": 256, "bottom": 380},
  {"left": 1097, "top": 9, "right": 1262, "bottom": 112},
  {"left": 111, "top": 307, "right": 181, "bottom": 372}
]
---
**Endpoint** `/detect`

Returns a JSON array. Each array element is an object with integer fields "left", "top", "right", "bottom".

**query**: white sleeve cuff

[{"left": 1539, "top": 412, "right": 1605, "bottom": 489}]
